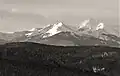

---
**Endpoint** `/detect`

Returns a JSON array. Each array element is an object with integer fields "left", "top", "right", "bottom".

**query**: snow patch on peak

[
  {"left": 29, "top": 28, "right": 42, "bottom": 32},
  {"left": 79, "top": 19, "right": 90, "bottom": 29},
  {"left": 43, "top": 22, "right": 63, "bottom": 38},
  {"left": 25, "top": 32, "right": 33, "bottom": 36},
  {"left": 29, "top": 28, "right": 36, "bottom": 31},
  {"left": 26, "top": 28, "right": 42, "bottom": 37},
  {"left": 56, "top": 22, "right": 63, "bottom": 27},
  {"left": 46, "top": 24, "right": 51, "bottom": 27},
  {"left": 96, "top": 23, "right": 104, "bottom": 30},
  {"left": 78, "top": 19, "right": 92, "bottom": 31}
]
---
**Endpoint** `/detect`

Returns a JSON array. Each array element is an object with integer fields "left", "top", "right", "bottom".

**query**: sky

[{"left": 0, "top": 0, "right": 119, "bottom": 32}]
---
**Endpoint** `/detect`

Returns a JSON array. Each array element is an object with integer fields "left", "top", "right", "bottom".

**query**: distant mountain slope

[
  {"left": 0, "top": 31, "right": 30, "bottom": 41},
  {"left": 26, "top": 22, "right": 74, "bottom": 38},
  {"left": 26, "top": 31, "right": 110, "bottom": 46},
  {"left": 0, "top": 19, "right": 119, "bottom": 47},
  {"left": 0, "top": 42, "right": 120, "bottom": 76},
  {"left": 78, "top": 19, "right": 104, "bottom": 33},
  {"left": 24, "top": 21, "right": 119, "bottom": 47}
]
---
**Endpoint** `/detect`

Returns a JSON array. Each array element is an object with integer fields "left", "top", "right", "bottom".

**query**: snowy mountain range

[{"left": 0, "top": 19, "right": 120, "bottom": 47}]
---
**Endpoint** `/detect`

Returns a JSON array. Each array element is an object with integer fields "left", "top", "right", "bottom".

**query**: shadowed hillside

[{"left": 0, "top": 42, "right": 120, "bottom": 76}]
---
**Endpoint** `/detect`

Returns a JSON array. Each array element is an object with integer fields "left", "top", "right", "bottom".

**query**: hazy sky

[{"left": 0, "top": 0, "right": 119, "bottom": 32}]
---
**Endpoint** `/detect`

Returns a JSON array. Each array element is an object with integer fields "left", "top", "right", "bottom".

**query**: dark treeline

[{"left": 0, "top": 42, "right": 120, "bottom": 76}]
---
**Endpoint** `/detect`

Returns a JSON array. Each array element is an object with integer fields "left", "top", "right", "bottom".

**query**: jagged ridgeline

[
  {"left": 0, "top": 20, "right": 120, "bottom": 47},
  {"left": 0, "top": 42, "right": 120, "bottom": 76}
]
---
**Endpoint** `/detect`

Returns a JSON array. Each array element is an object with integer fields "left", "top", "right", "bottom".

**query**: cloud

[{"left": 0, "top": 0, "right": 118, "bottom": 32}]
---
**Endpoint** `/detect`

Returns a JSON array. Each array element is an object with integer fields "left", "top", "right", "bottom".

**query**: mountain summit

[
  {"left": 78, "top": 19, "right": 105, "bottom": 32},
  {"left": 0, "top": 19, "right": 119, "bottom": 47},
  {"left": 78, "top": 19, "right": 92, "bottom": 32},
  {"left": 41, "top": 22, "right": 74, "bottom": 38},
  {"left": 25, "top": 22, "right": 74, "bottom": 39},
  {"left": 96, "top": 23, "right": 104, "bottom": 31}
]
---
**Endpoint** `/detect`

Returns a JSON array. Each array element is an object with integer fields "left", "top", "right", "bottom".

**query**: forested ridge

[{"left": 0, "top": 42, "right": 120, "bottom": 76}]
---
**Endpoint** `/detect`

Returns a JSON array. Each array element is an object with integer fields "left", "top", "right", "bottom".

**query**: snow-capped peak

[
  {"left": 78, "top": 19, "right": 106, "bottom": 32},
  {"left": 78, "top": 19, "right": 92, "bottom": 31},
  {"left": 56, "top": 22, "right": 63, "bottom": 27},
  {"left": 46, "top": 22, "right": 63, "bottom": 34},
  {"left": 79, "top": 19, "right": 90, "bottom": 29},
  {"left": 43, "top": 22, "right": 64, "bottom": 38},
  {"left": 96, "top": 23, "right": 104, "bottom": 30}
]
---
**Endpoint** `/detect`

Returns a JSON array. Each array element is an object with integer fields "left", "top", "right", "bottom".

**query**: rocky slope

[{"left": 0, "top": 19, "right": 119, "bottom": 47}]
